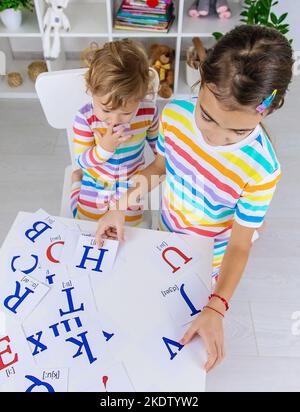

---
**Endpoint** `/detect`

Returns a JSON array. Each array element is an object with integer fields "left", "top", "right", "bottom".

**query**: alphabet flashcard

[
  {"left": 81, "top": 362, "right": 134, "bottom": 392},
  {"left": 59, "top": 225, "right": 81, "bottom": 267},
  {"left": 160, "top": 272, "right": 210, "bottom": 326},
  {"left": 0, "top": 319, "right": 35, "bottom": 387},
  {"left": 15, "top": 209, "right": 67, "bottom": 274},
  {"left": 38, "top": 232, "right": 66, "bottom": 272},
  {"left": 123, "top": 320, "right": 207, "bottom": 392},
  {"left": 0, "top": 244, "right": 44, "bottom": 283},
  {"left": 0, "top": 270, "right": 50, "bottom": 322},
  {"left": 16, "top": 209, "right": 59, "bottom": 248},
  {"left": 151, "top": 234, "right": 197, "bottom": 277},
  {"left": 92, "top": 303, "right": 130, "bottom": 360},
  {"left": 44, "top": 263, "right": 70, "bottom": 287},
  {"left": 22, "top": 276, "right": 113, "bottom": 371},
  {"left": 0, "top": 210, "right": 210, "bottom": 392},
  {"left": 15, "top": 367, "right": 69, "bottom": 392},
  {"left": 71, "top": 234, "right": 119, "bottom": 278},
  {"left": 67, "top": 315, "right": 124, "bottom": 392}
]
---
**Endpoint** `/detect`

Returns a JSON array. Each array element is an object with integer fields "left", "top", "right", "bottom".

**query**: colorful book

[{"left": 114, "top": 0, "right": 175, "bottom": 33}]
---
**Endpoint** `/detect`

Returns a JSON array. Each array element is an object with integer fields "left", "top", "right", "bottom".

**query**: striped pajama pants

[{"left": 70, "top": 171, "right": 143, "bottom": 225}]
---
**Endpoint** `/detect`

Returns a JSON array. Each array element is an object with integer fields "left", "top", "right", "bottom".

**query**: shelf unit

[{"left": 0, "top": 0, "right": 243, "bottom": 99}]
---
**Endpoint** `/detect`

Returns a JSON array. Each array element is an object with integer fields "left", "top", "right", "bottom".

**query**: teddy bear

[
  {"left": 149, "top": 44, "right": 175, "bottom": 99},
  {"left": 188, "top": 0, "right": 231, "bottom": 19}
]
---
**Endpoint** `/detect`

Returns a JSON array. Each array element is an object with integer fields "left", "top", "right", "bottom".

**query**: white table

[
  {"left": 0, "top": 211, "right": 214, "bottom": 392},
  {"left": 1, "top": 211, "right": 214, "bottom": 292}
]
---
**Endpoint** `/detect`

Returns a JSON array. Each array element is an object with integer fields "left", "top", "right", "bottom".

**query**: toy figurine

[{"left": 43, "top": 0, "right": 71, "bottom": 60}]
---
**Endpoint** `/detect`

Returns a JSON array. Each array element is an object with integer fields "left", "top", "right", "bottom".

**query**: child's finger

[
  {"left": 112, "top": 127, "right": 126, "bottom": 139},
  {"left": 205, "top": 342, "right": 219, "bottom": 372},
  {"left": 211, "top": 340, "right": 224, "bottom": 370},
  {"left": 118, "top": 134, "right": 133, "bottom": 143},
  {"left": 93, "top": 129, "right": 103, "bottom": 139},
  {"left": 180, "top": 325, "right": 197, "bottom": 345},
  {"left": 107, "top": 123, "right": 114, "bottom": 134},
  {"left": 116, "top": 223, "right": 125, "bottom": 242},
  {"left": 201, "top": 335, "right": 218, "bottom": 372},
  {"left": 96, "top": 224, "right": 111, "bottom": 248},
  {"left": 105, "top": 229, "right": 118, "bottom": 239}
]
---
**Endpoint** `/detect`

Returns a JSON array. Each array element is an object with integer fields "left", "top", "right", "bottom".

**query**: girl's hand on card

[
  {"left": 96, "top": 210, "right": 126, "bottom": 248},
  {"left": 180, "top": 308, "right": 225, "bottom": 372},
  {"left": 93, "top": 124, "right": 133, "bottom": 153}
]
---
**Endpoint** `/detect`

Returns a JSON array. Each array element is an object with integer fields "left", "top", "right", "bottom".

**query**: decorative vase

[{"left": 0, "top": 9, "right": 22, "bottom": 30}]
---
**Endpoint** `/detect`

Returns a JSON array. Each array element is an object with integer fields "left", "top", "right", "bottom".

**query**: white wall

[{"left": 274, "top": 0, "right": 300, "bottom": 50}]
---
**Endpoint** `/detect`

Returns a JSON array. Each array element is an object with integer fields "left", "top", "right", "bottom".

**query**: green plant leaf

[
  {"left": 278, "top": 23, "right": 289, "bottom": 30},
  {"left": 212, "top": 32, "right": 224, "bottom": 41},
  {"left": 262, "top": 0, "right": 269, "bottom": 9},
  {"left": 270, "top": 12, "right": 278, "bottom": 24},
  {"left": 278, "top": 12, "right": 288, "bottom": 24},
  {"left": 0, "top": 0, "right": 34, "bottom": 12},
  {"left": 224, "top": 0, "right": 292, "bottom": 43}
]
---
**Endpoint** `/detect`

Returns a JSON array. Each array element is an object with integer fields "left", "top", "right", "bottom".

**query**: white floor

[{"left": 0, "top": 77, "right": 300, "bottom": 392}]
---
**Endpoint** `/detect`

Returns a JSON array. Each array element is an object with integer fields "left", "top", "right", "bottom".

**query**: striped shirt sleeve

[
  {"left": 146, "top": 104, "right": 159, "bottom": 155},
  {"left": 234, "top": 166, "right": 282, "bottom": 228},
  {"left": 73, "top": 110, "right": 114, "bottom": 169},
  {"left": 155, "top": 111, "right": 166, "bottom": 157}
]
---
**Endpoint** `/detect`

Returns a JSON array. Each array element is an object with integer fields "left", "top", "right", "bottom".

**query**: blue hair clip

[{"left": 256, "top": 89, "right": 277, "bottom": 114}]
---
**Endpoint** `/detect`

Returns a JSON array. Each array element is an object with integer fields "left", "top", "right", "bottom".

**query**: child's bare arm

[
  {"left": 181, "top": 221, "right": 255, "bottom": 372},
  {"left": 94, "top": 124, "right": 133, "bottom": 153},
  {"left": 95, "top": 154, "right": 166, "bottom": 246},
  {"left": 73, "top": 113, "right": 132, "bottom": 169}
]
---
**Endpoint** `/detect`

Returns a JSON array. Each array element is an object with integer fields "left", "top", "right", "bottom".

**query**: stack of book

[{"left": 114, "top": 0, "right": 175, "bottom": 33}]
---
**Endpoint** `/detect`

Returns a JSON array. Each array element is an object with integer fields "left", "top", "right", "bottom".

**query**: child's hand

[
  {"left": 180, "top": 308, "right": 225, "bottom": 373},
  {"left": 96, "top": 210, "right": 126, "bottom": 248},
  {"left": 93, "top": 124, "right": 133, "bottom": 153}
]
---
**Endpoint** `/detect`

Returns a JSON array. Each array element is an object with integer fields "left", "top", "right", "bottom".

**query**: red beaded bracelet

[
  {"left": 209, "top": 293, "right": 229, "bottom": 311},
  {"left": 204, "top": 305, "right": 224, "bottom": 318}
]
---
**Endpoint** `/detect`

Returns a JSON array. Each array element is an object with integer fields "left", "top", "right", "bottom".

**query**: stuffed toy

[
  {"left": 149, "top": 44, "right": 175, "bottom": 99},
  {"left": 80, "top": 42, "right": 100, "bottom": 68},
  {"left": 43, "top": 0, "right": 71, "bottom": 60},
  {"left": 188, "top": 0, "right": 231, "bottom": 19}
]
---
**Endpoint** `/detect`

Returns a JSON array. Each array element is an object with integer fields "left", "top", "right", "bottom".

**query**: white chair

[{"left": 35, "top": 67, "right": 160, "bottom": 227}]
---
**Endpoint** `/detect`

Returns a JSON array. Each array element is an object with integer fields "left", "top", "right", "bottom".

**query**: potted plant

[
  {"left": 213, "top": 0, "right": 292, "bottom": 42},
  {"left": 0, "top": 0, "right": 34, "bottom": 31}
]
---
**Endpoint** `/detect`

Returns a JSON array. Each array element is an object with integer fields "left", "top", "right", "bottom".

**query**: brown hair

[
  {"left": 85, "top": 39, "right": 152, "bottom": 109},
  {"left": 200, "top": 24, "right": 294, "bottom": 114}
]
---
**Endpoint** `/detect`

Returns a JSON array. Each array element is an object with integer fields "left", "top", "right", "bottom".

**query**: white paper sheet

[
  {"left": 159, "top": 272, "right": 210, "bottom": 326},
  {"left": 71, "top": 234, "right": 119, "bottom": 277},
  {"left": 0, "top": 270, "right": 50, "bottom": 322}
]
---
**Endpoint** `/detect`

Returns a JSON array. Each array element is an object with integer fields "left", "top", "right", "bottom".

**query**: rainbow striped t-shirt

[
  {"left": 72, "top": 99, "right": 159, "bottom": 221},
  {"left": 156, "top": 99, "right": 282, "bottom": 276}
]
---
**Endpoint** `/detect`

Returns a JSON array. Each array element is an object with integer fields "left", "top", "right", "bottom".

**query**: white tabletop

[
  {"left": 0, "top": 211, "right": 214, "bottom": 392},
  {"left": 1, "top": 211, "right": 214, "bottom": 292}
]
